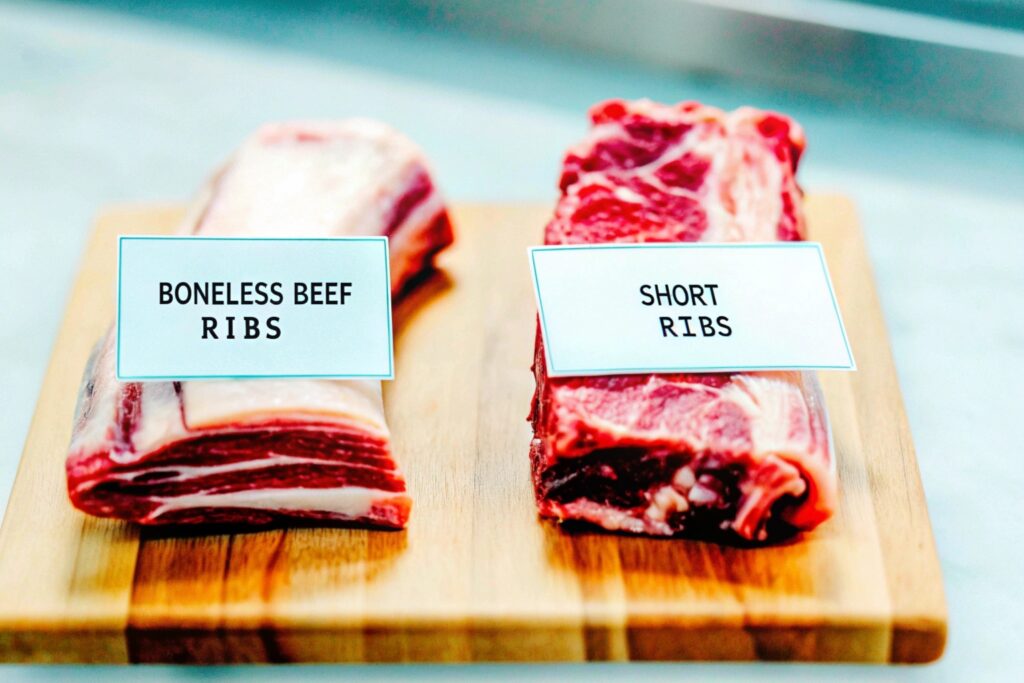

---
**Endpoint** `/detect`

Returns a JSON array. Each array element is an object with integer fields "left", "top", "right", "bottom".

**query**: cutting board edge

[{"left": 0, "top": 199, "right": 947, "bottom": 665}]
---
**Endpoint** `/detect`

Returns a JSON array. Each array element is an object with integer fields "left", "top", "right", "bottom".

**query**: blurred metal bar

[{"left": 409, "top": 0, "right": 1024, "bottom": 130}]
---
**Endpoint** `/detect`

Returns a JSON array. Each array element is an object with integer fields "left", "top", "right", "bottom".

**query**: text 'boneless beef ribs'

[
  {"left": 66, "top": 121, "right": 453, "bottom": 527},
  {"left": 529, "top": 100, "right": 837, "bottom": 543}
]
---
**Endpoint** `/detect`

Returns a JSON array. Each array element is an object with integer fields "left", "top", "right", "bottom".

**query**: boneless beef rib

[
  {"left": 66, "top": 120, "right": 453, "bottom": 527},
  {"left": 530, "top": 100, "right": 836, "bottom": 542}
]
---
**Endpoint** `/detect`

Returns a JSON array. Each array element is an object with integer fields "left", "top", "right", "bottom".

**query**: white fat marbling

[
  {"left": 107, "top": 453, "right": 367, "bottom": 483},
  {"left": 146, "top": 485, "right": 397, "bottom": 521}
]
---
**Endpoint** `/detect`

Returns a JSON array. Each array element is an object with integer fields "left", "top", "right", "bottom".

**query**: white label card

[
  {"left": 529, "top": 242, "right": 854, "bottom": 377},
  {"left": 116, "top": 236, "right": 393, "bottom": 380}
]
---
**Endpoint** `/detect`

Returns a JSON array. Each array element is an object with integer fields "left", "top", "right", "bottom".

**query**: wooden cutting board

[{"left": 0, "top": 198, "right": 946, "bottom": 664}]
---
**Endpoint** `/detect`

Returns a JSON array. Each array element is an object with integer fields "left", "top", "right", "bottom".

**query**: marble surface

[{"left": 1, "top": 0, "right": 1022, "bottom": 680}]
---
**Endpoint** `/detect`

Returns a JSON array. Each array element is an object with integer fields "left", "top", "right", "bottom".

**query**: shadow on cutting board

[
  {"left": 540, "top": 522, "right": 817, "bottom": 596},
  {"left": 129, "top": 526, "right": 407, "bottom": 624}
]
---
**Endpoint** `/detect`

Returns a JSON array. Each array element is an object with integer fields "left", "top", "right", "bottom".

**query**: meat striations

[
  {"left": 66, "top": 120, "right": 453, "bottom": 527},
  {"left": 530, "top": 100, "right": 836, "bottom": 542}
]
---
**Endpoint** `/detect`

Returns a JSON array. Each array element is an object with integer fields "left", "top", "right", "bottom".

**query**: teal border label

[
  {"left": 529, "top": 242, "right": 855, "bottom": 377},
  {"left": 116, "top": 235, "right": 394, "bottom": 381}
]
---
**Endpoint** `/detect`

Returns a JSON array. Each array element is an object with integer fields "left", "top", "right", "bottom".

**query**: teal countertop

[{"left": 1, "top": 0, "right": 1022, "bottom": 679}]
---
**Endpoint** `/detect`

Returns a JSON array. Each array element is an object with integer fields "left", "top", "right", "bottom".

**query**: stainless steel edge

[{"left": 408, "top": 0, "right": 1024, "bottom": 130}]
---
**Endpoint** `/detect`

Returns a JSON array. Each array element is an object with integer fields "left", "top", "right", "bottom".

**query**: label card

[
  {"left": 116, "top": 236, "right": 393, "bottom": 380},
  {"left": 529, "top": 243, "right": 854, "bottom": 377}
]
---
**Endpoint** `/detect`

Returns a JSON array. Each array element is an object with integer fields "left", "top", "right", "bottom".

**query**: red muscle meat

[
  {"left": 66, "top": 121, "right": 453, "bottom": 527},
  {"left": 530, "top": 100, "right": 836, "bottom": 542}
]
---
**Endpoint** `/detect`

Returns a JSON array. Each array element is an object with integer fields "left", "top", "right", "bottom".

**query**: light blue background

[
  {"left": 117, "top": 236, "right": 393, "bottom": 380},
  {"left": 1, "top": 0, "right": 1022, "bottom": 680}
]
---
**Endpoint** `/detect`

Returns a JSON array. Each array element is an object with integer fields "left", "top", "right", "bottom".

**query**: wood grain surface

[{"left": 0, "top": 198, "right": 946, "bottom": 663}]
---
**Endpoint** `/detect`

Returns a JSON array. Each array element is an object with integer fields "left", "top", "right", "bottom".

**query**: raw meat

[
  {"left": 66, "top": 120, "right": 453, "bottom": 527},
  {"left": 529, "top": 100, "right": 836, "bottom": 542}
]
